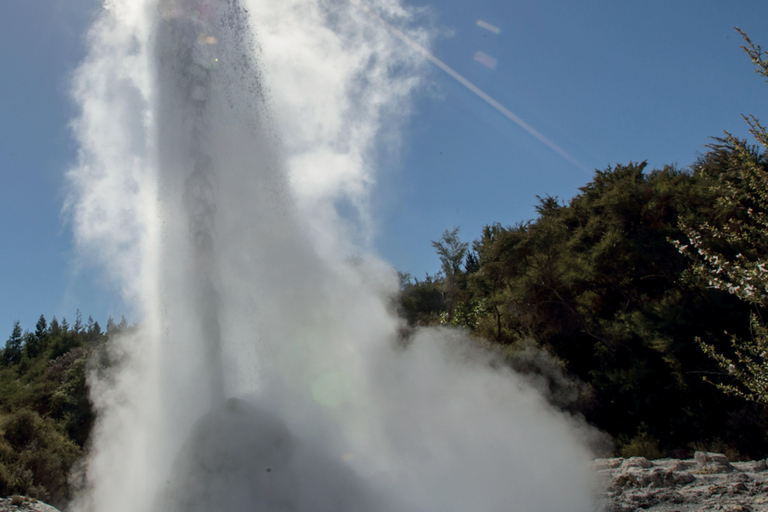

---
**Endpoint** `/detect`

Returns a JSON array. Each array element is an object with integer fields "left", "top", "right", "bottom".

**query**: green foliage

[
  {"left": 73, "top": 310, "right": 83, "bottom": 335},
  {"left": 398, "top": 273, "right": 447, "bottom": 327},
  {"left": 27, "top": 316, "right": 49, "bottom": 360},
  {"left": 0, "top": 409, "right": 82, "bottom": 505},
  {"left": 676, "top": 30, "right": 768, "bottom": 405},
  {"left": 431, "top": 227, "right": 468, "bottom": 278},
  {"left": 4, "top": 322, "right": 23, "bottom": 366},
  {"left": 688, "top": 439, "right": 747, "bottom": 464},
  {"left": 401, "top": 159, "right": 767, "bottom": 457},
  {"left": 0, "top": 312, "right": 108, "bottom": 505},
  {"left": 617, "top": 430, "right": 665, "bottom": 460},
  {"left": 48, "top": 317, "right": 61, "bottom": 338},
  {"left": 464, "top": 251, "right": 480, "bottom": 275},
  {"left": 34, "top": 316, "right": 47, "bottom": 341},
  {"left": 430, "top": 228, "right": 470, "bottom": 323}
]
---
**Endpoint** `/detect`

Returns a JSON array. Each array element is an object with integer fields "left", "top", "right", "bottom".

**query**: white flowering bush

[{"left": 675, "top": 30, "right": 768, "bottom": 404}]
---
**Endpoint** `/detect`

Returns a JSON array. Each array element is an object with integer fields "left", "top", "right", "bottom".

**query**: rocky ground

[
  {"left": 0, "top": 497, "right": 60, "bottom": 512},
  {"left": 597, "top": 452, "right": 768, "bottom": 511},
  {"left": 3, "top": 451, "right": 768, "bottom": 512}
]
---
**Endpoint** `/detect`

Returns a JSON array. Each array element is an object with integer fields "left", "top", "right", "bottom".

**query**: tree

[
  {"left": 431, "top": 227, "right": 469, "bottom": 322},
  {"left": 432, "top": 227, "right": 469, "bottom": 278},
  {"left": 439, "top": 161, "right": 764, "bottom": 455},
  {"left": 49, "top": 316, "right": 61, "bottom": 337},
  {"left": 4, "top": 321, "right": 23, "bottom": 365},
  {"left": 73, "top": 309, "right": 83, "bottom": 334},
  {"left": 86, "top": 316, "right": 102, "bottom": 342},
  {"left": 398, "top": 273, "right": 447, "bottom": 327},
  {"left": 465, "top": 251, "right": 480, "bottom": 274},
  {"left": 27, "top": 314, "right": 49, "bottom": 358},
  {"left": 106, "top": 316, "right": 117, "bottom": 336},
  {"left": 676, "top": 30, "right": 768, "bottom": 404},
  {"left": 35, "top": 315, "right": 47, "bottom": 339}
]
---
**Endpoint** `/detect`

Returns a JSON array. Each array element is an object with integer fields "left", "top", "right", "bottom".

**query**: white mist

[{"left": 66, "top": 1, "right": 600, "bottom": 511}]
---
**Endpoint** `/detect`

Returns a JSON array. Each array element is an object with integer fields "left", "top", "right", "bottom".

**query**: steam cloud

[{"left": 66, "top": 1, "right": 600, "bottom": 511}]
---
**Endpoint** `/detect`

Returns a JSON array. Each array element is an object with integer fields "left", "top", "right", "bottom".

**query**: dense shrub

[{"left": 0, "top": 409, "right": 82, "bottom": 506}]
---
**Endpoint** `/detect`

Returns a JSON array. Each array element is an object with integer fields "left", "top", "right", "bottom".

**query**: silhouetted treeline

[
  {"left": 400, "top": 153, "right": 768, "bottom": 460},
  {"left": 0, "top": 312, "right": 129, "bottom": 507}
]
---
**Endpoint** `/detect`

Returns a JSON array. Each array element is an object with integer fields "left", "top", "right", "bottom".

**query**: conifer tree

[
  {"left": 49, "top": 316, "right": 61, "bottom": 336},
  {"left": 465, "top": 252, "right": 480, "bottom": 274},
  {"left": 106, "top": 316, "right": 117, "bottom": 336},
  {"left": 27, "top": 314, "right": 50, "bottom": 358},
  {"left": 74, "top": 309, "right": 83, "bottom": 334},
  {"left": 35, "top": 314, "right": 47, "bottom": 339},
  {"left": 4, "top": 321, "right": 23, "bottom": 365}
]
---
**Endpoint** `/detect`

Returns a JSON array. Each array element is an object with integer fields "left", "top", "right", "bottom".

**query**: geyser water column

[
  {"left": 154, "top": 0, "right": 238, "bottom": 405},
  {"left": 67, "top": 1, "right": 602, "bottom": 511},
  {"left": 150, "top": 6, "right": 391, "bottom": 510},
  {"left": 152, "top": 0, "right": 325, "bottom": 413}
]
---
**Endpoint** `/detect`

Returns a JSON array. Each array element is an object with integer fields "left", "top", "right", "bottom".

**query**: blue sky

[{"left": 1, "top": 0, "right": 767, "bottom": 334}]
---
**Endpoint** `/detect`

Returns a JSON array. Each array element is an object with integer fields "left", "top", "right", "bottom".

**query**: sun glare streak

[{"left": 350, "top": 0, "right": 590, "bottom": 174}]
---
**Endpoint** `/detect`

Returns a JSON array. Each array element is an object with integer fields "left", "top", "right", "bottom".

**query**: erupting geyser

[{"left": 67, "top": 1, "right": 601, "bottom": 511}]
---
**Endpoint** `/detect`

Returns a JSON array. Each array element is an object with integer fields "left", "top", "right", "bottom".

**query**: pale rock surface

[
  {"left": 597, "top": 452, "right": 768, "bottom": 512},
  {"left": 5, "top": 452, "right": 768, "bottom": 512},
  {"left": 0, "top": 497, "right": 60, "bottom": 512}
]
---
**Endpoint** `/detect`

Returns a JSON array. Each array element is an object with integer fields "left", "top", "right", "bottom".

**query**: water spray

[{"left": 68, "top": 2, "right": 601, "bottom": 511}]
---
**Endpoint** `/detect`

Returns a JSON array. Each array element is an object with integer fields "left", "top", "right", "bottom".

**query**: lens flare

[
  {"left": 473, "top": 50, "right": 497, "bottom": 69},
  {"left": 476, "top": 19, "right": 501, "bottom": 35}
]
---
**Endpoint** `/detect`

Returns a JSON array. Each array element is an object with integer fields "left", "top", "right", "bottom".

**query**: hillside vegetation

[
  {"left": 0, "top": 314, "right": 128, "bottom": 507},
  {"left": 400, "top": 30, "right": 768, "bottom": 462}
]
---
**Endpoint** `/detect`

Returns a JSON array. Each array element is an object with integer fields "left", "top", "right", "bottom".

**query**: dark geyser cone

[
  {"left": 152, "top": 398, "right": 297, "bottom": 511},
  {"left": 153, "top": 399, "right": 389, "bottom": 512}
]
